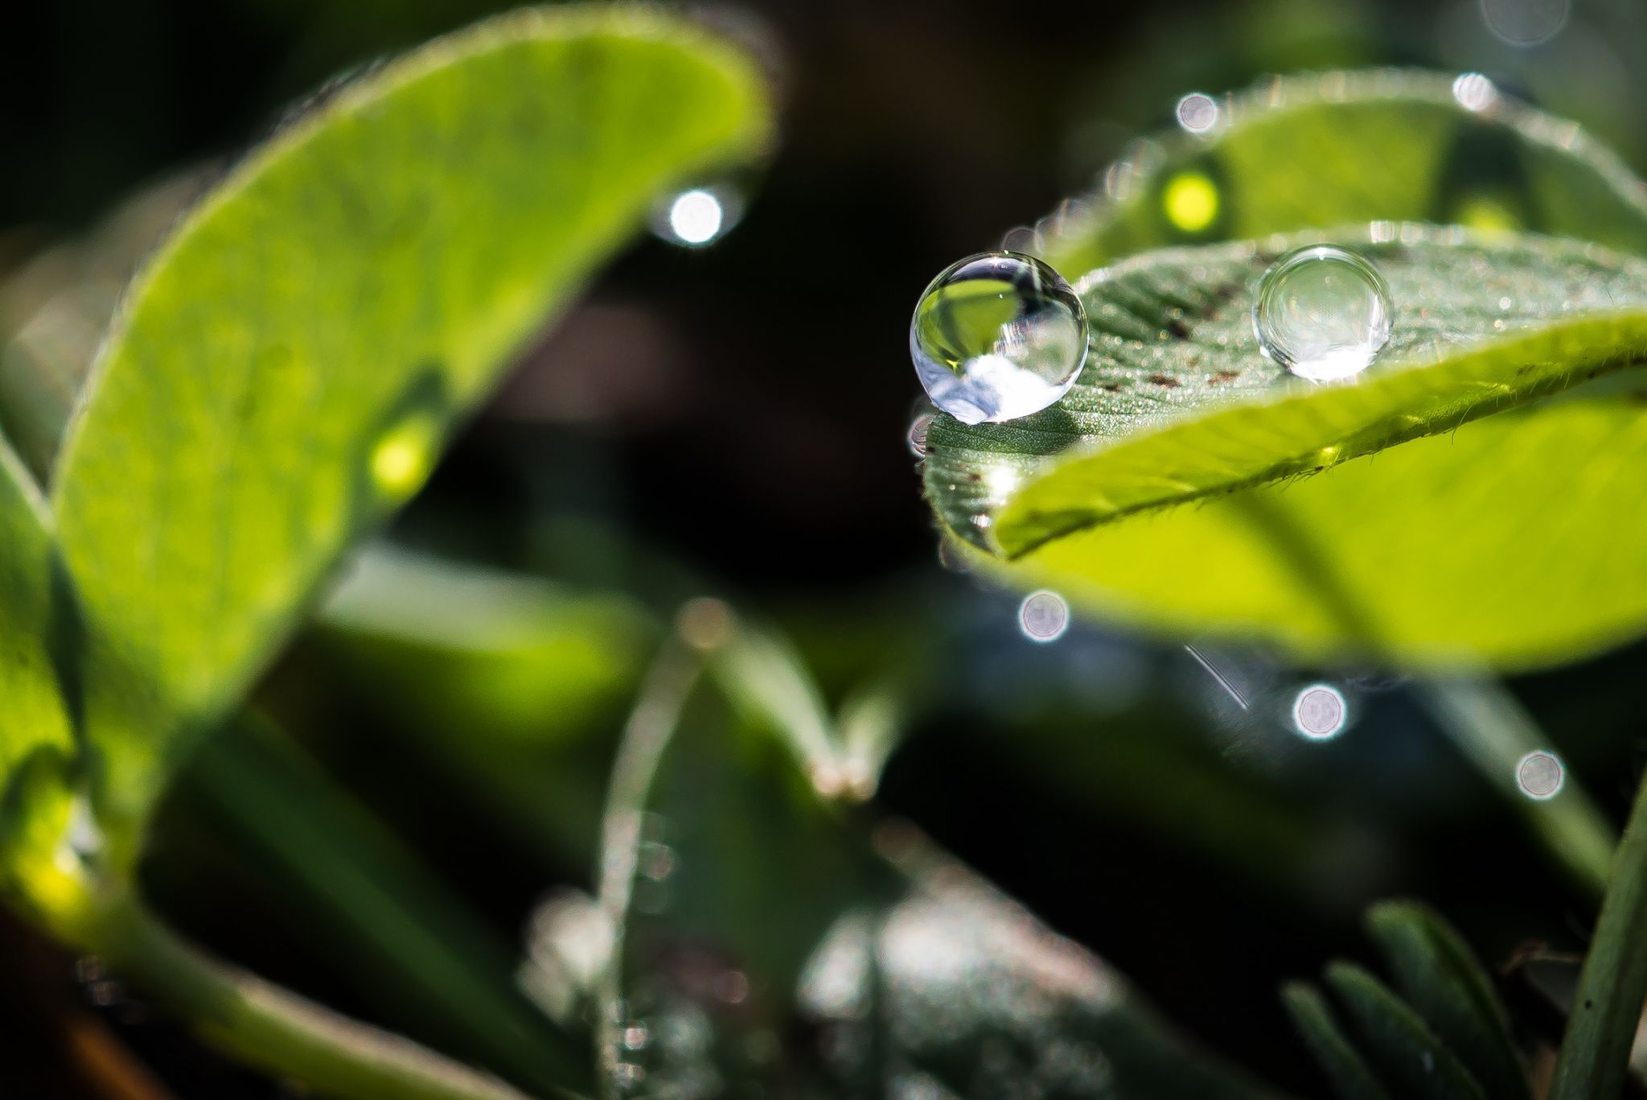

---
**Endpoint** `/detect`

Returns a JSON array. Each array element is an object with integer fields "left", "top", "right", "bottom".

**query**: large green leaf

[
  {"left": 1036, "top": 70, "right": 1647, "bottom": 277},
  {"left": 924, "top": 228, "right": 1647, "bottom": 667},
  {"left": 47, "top": 6, "right": 772, "bottom": 841}
]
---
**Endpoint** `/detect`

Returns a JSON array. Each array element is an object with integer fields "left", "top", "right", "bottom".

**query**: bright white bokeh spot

[
  {"left": 1516, "top": 750, "right": 1565, "bottom": 800},
  {"left": 1451, "top": 72, "right": 1500, "bottom": 113},
  {"left": 1291, "top": 684, "right": 1347, "bottom": 740},
  {"left": 1480, "top": 0, "right": 1570, "bottom": 46},
  {"left": 666, "top": 189, "right": 725, "bottom": 245},
  {"left": 1176, "top": 92, "right": 1220, "bottom": 134},
  {"left": 1018, "top": 590, "right": 1070, "bottom": 643}
]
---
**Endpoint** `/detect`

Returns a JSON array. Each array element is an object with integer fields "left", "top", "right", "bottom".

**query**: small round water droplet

[
  {"left": 907, "top": 413, "right": 932, "bottom": 457},
  {"left": 1516, "top": 750, "right": 1565, "bottom": 799},
  {"left": 1291, "top": 683, "right": 1347, "bottom": 740},
  {"left": 1451, "top": 72, "right": 1500, "bottom": 113},
  {"left": 910, "top": 252, "right": 1087, "bottom": 424},
  {"left": 1253, "top": 246, "right": 1392, "bottom": 382}
]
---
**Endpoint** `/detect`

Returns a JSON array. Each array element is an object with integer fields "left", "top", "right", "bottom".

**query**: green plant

[{"left": 4, "top": 9, "right": 1647, "bottom": 1100}]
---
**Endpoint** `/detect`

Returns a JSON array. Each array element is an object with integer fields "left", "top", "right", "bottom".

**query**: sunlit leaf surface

[
  {"left": 1038, "top": 70, "right": 1647, "bottom": 277},
  {"left": 46, "top": 7, "right": 773, "bottom": 838},
  {"left": 925, "top": 229, "right": 1647, "bottom": 667}
]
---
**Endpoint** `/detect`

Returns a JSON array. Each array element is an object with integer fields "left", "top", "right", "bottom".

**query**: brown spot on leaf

[
  {"left": 1165, "top": 317, "right": 1191, "bottom": 340},
  {"left": 1145, "top": 373, "right": 1180, "bottom": 388},
  {"left": 1099, "top": 382, "right": 1122, "bottom": 392},
  {"left": 1209, "top": 370, "right": 1239, "bottom": 384}
]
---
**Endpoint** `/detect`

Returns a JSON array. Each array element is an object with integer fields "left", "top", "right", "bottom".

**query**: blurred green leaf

[
  {"left": 1550, "top": 775, "right": 1647, "bottom": 1100},
  {"left": 926, "top": 229, "right": 1647, "bottom": 667},
  {"left": 311, "top": 543, "right": 658, "bottom": 869},
  {"left": 1281, "top": 982, "right": 1393, "bottom": 1100},
  {"left": 1324, "top": 962, "right": 1485, "bottom": 1100},
  {"left": 46, "top": 6, "right": 773, "bottom": 844},
  {"left": 319, "top": 544, "right": 658, "bottom": 744},
  {"left": 596, "top": 641, "right": 1289, "bottom": 1098},
  {"left": 1365, "top": 901, "right": 1529, "bottom": 1100},
  {"left": 1039, "top": 70, "right": 1647, "bottom": 278},
  {"left": 168, "top": 713, "right": 590, "bottom": 1093},
  {"left": 0, "top": 433, "right": 79, "bottom": 926}
]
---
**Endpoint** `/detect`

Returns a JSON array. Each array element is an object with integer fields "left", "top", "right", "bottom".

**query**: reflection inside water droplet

[
  {"left": 910, "top": 252, "right": 1087, "bottom": 424},
  {"left": 1253, "top": 246, "right": 1392, "bottom": 382}
]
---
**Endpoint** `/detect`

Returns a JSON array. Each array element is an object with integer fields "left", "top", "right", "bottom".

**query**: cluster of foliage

[{"left": 5, "top": 6, "right": 1647, "bottom": 1100}]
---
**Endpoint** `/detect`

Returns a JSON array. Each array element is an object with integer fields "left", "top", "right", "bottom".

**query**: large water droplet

[
  {"left": 1253, "top": 245, "right": 1392, "bottom": 382},
  {"left": 910, "top": 252, "right": 1087, "bottom": 424}
]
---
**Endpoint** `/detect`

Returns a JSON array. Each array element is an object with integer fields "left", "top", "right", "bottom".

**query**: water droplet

[
  {"left": 1451, "top": 72, "right": 1500, "bottom": 113},
  {"left": 650, "top": 182, "right": 743, "bottom": 248},
  {"left": 1291, "top": 683, "right": 1348, "bottom": 740},
  {"left": 370, "top": 413, "right": 439, "bottom": 498},
  {"left": 1175, "top": 93, "right": 1220, "bottom": 134},
  {"left": 1018, "top": 590, "right": 1070, "bottom": 642},
  {"left": 907, "top": 413, "right": 932, "bottom": 457},
  {"left": 910, "top": 252, "right": 1087, "bottom": 424},
  {"left": 1162, "top": 170, "right": 1220, "bottom": 232},
  {"left": 1253, "top": 246, "right": 1392, "bottom": 382},
  {"left": 1516, "top": 750, "right": 1565, "bottom": 799}
]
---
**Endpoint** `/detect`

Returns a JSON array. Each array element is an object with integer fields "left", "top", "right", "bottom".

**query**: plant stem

[
  {"left": 88, "top": 885, "right": 564, "bottom": 1100},
  {"left": 1548, "top": 771, "right": 1647, "bottom": 1100},
  {"left": 1236, "top": 496, "right": 1615, "bottom": 897}
]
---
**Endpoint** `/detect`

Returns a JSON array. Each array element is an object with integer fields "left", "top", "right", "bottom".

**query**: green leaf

[
  {"left": 597, "top": 642, "right": 1289, "bottom": 1099},
  {"left": 318, "top": 544, "right": 658, "bottom": 745},
  {"left": 1364, "top": 902, "right": 1529, "bottom": 1100},
  {"left": 1281, "top": 982, "right": 1393, "bottom": 1100},
  {"left": 312, "top": 543, "right": 659, "bottom": 869},
  {"left": 1550, "top": 773, "right": 1647, "bottom": 1100},
  {"left": 1324, "top": 963, "right": 1485, "bottom": 1100},
  {"left": 0, "top": 433, "right": 80, "bottom": 924},
  {"left": 925, "top": 228, "right": 1647, "bottom": 667},
  {"left": 47, "top": 6, "right": 772, "bottom": 840},
  {"left": 1037, "top": 70, "right": 1647, "bottom": 278}
]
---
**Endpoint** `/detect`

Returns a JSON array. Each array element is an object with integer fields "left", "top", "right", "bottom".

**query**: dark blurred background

[{"left": 4, "top": 0, "right": 1647, "bottom": 1096}]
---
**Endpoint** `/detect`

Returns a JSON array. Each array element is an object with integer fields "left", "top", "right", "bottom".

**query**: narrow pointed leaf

[
  {"left": 1325, "top": 963, "right": 1485, "bottom": 1100},
  {"left": 1365, "top": 901, "right": 1529, "bottom": 1100},
  {"left": 1281, "top": 982, "right": 1394, "bottom": 1100}
]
